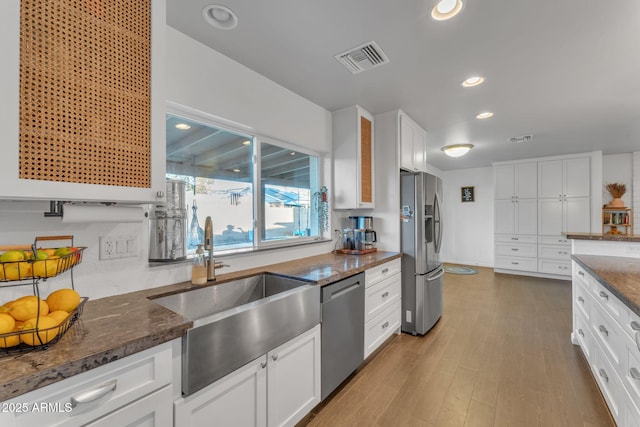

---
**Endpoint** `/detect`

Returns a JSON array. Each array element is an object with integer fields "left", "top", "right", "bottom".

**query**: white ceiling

[{"left": 166, "top": 0, "right": 640, "bottom": 170}]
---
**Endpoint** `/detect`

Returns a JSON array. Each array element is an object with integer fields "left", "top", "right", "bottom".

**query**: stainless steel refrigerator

[{"left": 400, "top": 171, "right": 444, "bottom": 335}]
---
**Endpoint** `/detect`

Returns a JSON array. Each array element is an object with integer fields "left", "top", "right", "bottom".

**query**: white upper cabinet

[
  {"left": 399, "top": 112, "right": 427, "bottom": 173},
  {"left": 0, "top": 0, "right": 166, "bottom": 203},
  {"left": 333, "top": 105, "right": 375, "bottom": 209},
  {"left": 494, "top": 163, "right": 537, "bottom": 235},
  {"left": 494, "top": 163, "right": 537, "bottom": 199},
  {"left": 538, "top": 157, "right": 590, "bottom": 199}
]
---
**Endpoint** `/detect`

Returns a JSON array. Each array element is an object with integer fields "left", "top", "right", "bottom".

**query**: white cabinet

[
  {"left": 494, "top": 163, "right": 538, "bottom": 200},
  {"left": 364, "top": 259, "right": 401, "bottom": 359},
  {"left": 538, "top": 197, "right": 591, "bottom": 236},
  {"left": 0, "top": 341, "right": 174, "bottom": 427},
  {"left": 175, "top": 325, "right": 321, "bottom": 427},
  {"left": 495, "top": 198, "right": 538, "bottom": 235},
  {"left": 538, "top": 158, "right": 591, "bottom": 199},
  {"left": 399, "top": 112, "right": 427, "bottom": 172},
  {"left": 0, "top": 0, "right": 166, "bottom": 203},
  {"left": 333, "top": 105, "right": 375, "bottom": 209}
]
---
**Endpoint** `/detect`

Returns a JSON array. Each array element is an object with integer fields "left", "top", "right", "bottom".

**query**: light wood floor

[{"left": 301, "top": 267, "right": 615, "bottom": 427}]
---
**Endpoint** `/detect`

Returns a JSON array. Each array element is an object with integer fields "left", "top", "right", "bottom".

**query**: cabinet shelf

[{"left": 602, "top": 208, "right": 632, "bottom": 235}]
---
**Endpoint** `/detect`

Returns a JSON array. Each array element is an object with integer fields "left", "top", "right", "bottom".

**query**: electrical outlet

[
  {"left": 100, "top": 234, "right": 138, "bottom": 260},
  {"left": 99, "top": 236, "right": 115, "bottom": 260}
]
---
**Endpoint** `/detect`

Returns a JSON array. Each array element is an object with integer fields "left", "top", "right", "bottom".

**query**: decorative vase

[{"left": 608, "top": 197, "right": 625, "bottom": 208}]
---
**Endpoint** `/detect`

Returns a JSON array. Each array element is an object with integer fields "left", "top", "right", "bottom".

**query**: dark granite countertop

[
  {"left": 566, "top": 232, "right": 640, "bottom": 242},
  {"left": 572, "top": 254, "right": 640, "bottom": 317},
  {"left": 0, "top": 251, "right": 401, "bottom": 401}
]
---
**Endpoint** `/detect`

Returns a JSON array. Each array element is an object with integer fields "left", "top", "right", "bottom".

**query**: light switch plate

[{"left": 99, "top": 234, "right": 138, "bottom": 260}]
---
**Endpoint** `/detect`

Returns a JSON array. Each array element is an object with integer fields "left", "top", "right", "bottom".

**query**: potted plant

[{"left": 605, "top": 183, "right": 627, "bottom": 208}]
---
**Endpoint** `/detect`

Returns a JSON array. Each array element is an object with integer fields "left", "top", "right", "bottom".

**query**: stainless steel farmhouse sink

[{"left": 153, "top": 273, "right": 320, "bottom": 396}]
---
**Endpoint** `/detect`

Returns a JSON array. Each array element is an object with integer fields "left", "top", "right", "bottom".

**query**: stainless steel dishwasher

[{"left": 321, "top": 272, "right": 365, "bottom": 400}]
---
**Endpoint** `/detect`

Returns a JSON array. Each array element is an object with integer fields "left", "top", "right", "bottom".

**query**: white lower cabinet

[
  {"left": 174, "top": 325, "right": 321, "bottom": 427},
  {"left": 364, "top": 259, "right": 401, "bottom": 359},
  {"left": 572, "top": 262, "right": 640, "bottom": 426},
  {"left": 0, "top": 341, "right": 174, "bottom": 427}
]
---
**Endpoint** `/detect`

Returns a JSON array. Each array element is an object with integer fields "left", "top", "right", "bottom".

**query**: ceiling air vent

[
  {"left": 508, "top": 134, "right": 533, "bottom": 144},
  {"left": 335, "top": 41, "right": 390, "bottom": 74}
]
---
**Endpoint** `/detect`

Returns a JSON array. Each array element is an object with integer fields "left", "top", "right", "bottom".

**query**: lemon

[
  {"left": 48, "top": 310, "right": 69, "bottom": 325},
  {"left": 4, "top": 262, "right": 32, "bottom": 280},
  {"left": 0, "top": 313, "right": 15, "bottom": 334},
  {"left": 20, "top": 316, "right": 58, "bottom": 346},
  {"left": 46, "top": 289, "right": 80, "bottom": 313},
  {"left": 9, "top": 297, "right": 49, "bottom": 321},
  {"left": 33, "top": 260, "right": 58, "bottom": 278},
  {"left": 0, "top": 251, "right": 25, "bottom": 263},
  {"left": 53, "top": 247, "right": 73, "bottom": 257},
  {"left": 0, "top": 329, "right": 20, "bottom": 348}
]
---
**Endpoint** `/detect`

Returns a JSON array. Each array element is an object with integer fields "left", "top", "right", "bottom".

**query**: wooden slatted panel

[
  {"left": 360, "top": 116, "right": 372, "bottom": 203},
  {"left": 19, "top": 0, "right": 152, "bottom": 187}
]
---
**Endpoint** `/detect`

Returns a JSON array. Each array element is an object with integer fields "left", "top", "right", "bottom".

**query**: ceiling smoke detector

[
  {"left": 335, "top": 41, "right": 390, "bottom": 74},
  {"left": 508, "top": 135, "right": 533, "bottom": 144}
]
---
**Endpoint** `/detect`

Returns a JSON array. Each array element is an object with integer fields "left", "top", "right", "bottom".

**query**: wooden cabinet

[
  {"left": 0, "top": 341, "right": 174, "bottom": 427},
  {"left": 333, "top": 105, "right": 375, "bottom": 209},
  {"left": 399, "top": 112, "right": 427, "bottom": 172},
  {"left": 603, "top": 208, "right": 633, "bottom": 235},
  {"left": 0, "top": 0, "right": 166, "bottom": 204},
  {"left": 364, "top": 259, "right": 401, "bottom": 359},
  {"left": 175, "top": 325, "right": 320, "bottom": 427}
]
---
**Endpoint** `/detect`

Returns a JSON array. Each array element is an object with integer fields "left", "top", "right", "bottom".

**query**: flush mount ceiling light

[
  {"left": 175, "top": 123, "right": 191, "bottom": 130},
  {"left": 441, "top": 144, "right": 473, "bottom": 157},
  {"left": 431, "top": 0, "right": 464, "bottom": 21},
  {"left": 476, "top": 111, "right": 494, "bottom": 119},
  {"left": 203, "top": 5, "right": 238, "bottom": 30},
  {"left": 462, "top": 76, "right": 484, "bottom": 87},
  {"left": 242, "top": 140, "right": 251, "bottom": 145}
]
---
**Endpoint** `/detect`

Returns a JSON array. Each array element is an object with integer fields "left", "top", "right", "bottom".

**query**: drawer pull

[
  {"left": 511, "top": 262, "right": 519, "bottom": 265},
  {"left": 578, "top": 328, "right": 584, "bottom": 337},
  {"left": 631, "top": 321, "right": 640, "bottom": 331},
  {"left": 261, "top": 361, "right": 267, "bottom": 369},
  {"left": 559, "top": 266, "right": 568, "bottom": 270},
  {"left": 558, "top": 239, "right": 567, "bottom": 243},
  {"left": 578, "top": 271, "right": 584, "bottom": 276},
  {"left": 630, "top": 368, "right": 640, "bottom": 380},
  {"left": 598, "top": 291, "right": 609, "bottom": 300},
  {"left": 599, "top": 325, "right": 609, "bottom": 336},
  {"left": 511, "top": 248, "right": 519, "bottom": 252},
  {"left": 599, "top": 369, "right": 609, "bottom": 383},
  {"left": 381, "top": 291, "right": 390, "bottom": 298},
  {"left": 382, "top": 321, "right": 389, "bottom": 329},
  {"left": 381, "top": 268, "right": 389, "bottom": 274},
  {"left": 511, "top": 237, "right": 519, "bottom": 241},
  {"left": 577, "top": 296, "right": 584, "bottom": 303},
  {"left": 558, "top": 251, "right": 568, "bottom": 255},
  {"left": 271, "top": 354, "right": 278, "bottom": 361},
  {"left": 70, "top": 379, "right": 117, "bottom": 408}
]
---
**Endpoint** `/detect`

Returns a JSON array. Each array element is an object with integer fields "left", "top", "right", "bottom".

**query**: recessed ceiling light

[
  {"left": 476, "top": 112, "right": 494, "bottom": 119},
  {"left": 232, "top": 168, "right": 241, "bottom": 173},
  {"left": 175, "top": 123, "right": 191, "bottom": 130},
  {"left": 242, "top": 140, "right": 251, "bottom": 145},
  {"left": 431, "top": 0, "right": 464, "bottom": 21},
  {"left": 290, "top": 152, "right": 296, "bottom": 156},
  {"left": 203, "top": 5, "right": 238, "bottom": 30},
  {"left": 462, "top": 76, "right": 485, "bottom": 87},
  {"left": 441, "top": 144, "right": 474, "bottom": 157}
]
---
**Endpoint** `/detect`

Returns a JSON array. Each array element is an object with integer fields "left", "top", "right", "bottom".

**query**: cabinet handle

[
  {"left": 381, "top": 291, "right": 390, "bottom": 298},
  {"left": 559, "top": 266, "right": 568, "bottom": 270},
  {"left": 271, "top": 354, "right": 278, "bottom": 361},
  {"left": 511, "top": 248, "right": 519, "bottom": 252},
  {"left": 578, "top": 328, "right": 584, "bottom": 337},
  {"left": 382, "top": 321, "right": 389, "bottom": 329},
  {"left": 261, "top": 361, "right": 267, "bottom": 369},
  {"left": 578, "top": 271, "right": 584, "bottom": 276},
  {"left": 599, "top": 291, "right": 609, "bottom": 300},
  {"left": 630, "top": 368, "right": 640, "bottom": 380},
  {"left": 599, "top": 325, "right": 609, "bottom": 336},
  {"left": 558, "top": 251, "right": 568, "bottom": 255},
  {"left": 511, "top": 237, "right": 519, "bottom": 241},
  {"left": 156, "top": 190, "right": 165, "bottom": 198},
  {"left": 381, "top": 268, "right": 389, "bottom": 274},
  {"left": 511, "top": 262, "right": 519, "bottom": 265},
  {"left": 558, "top": 239, "right": 567, "bottom": 243},
  {"left": 577, "top": 296, "right": 584, "bottom": 303},
  {"left": 630, "top": 321, "right": 640, "bottom": 331},
  {"left": 70, "top": 379, "right": 117, "bottom": 408},
  {"left": 599, "top": 369, "right": 609, "bottom": 382}
]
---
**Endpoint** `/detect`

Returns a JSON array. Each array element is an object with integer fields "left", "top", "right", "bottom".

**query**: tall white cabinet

[
  {"left": 494, "top": 153, "right": 596, "bottom": 278},
  {"left": 399, "top": 112, "right": 428, "bottom": 173}
]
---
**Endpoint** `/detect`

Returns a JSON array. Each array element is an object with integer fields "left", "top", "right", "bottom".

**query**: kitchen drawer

[
  {"left": 538, "top": 244, "right": 571, "bottom": 260},
  {"left": 365, "top": 272, "right": 400, "bottom": 322},
  {"left": 591, "top": 280, "right": 629, "bottom": 329},
  {"left": 591, "top": 302, "right": 625, "bottom": 376},
  {"left": 539, "top": 236, "right": 571, "bottom": 246},
  {"left": 495, "top": 256, "right": 537, "bottom": 272},
  {"left": 623, "top": 337, "right": 640, "bottom": 408},
  {"left": 575, "top": 309, "right": 594, "bottom": 364},
  {"left": 7, "top": 341, "right": 173, "bottom": 427},
  {"left": 494, "top": 234, "right": 537, "bottom": 244},
  {"left": 538, "top": 259, "right": 571, "bottom": 275},
  {"left": 85, "top": 385, "right": 172, "bottom": 427},
  {"left": 573, "top": 262, "right": 592, "bottom": 290},
  {"left": 573, "top": 279, "right": 591, "bottom": 321},
  {"left": 365, "top": 259, "right": 401, "bottom": 287},
  {"left": 364, "top": 299, "right": 400, "bottom": 359},
  {"left": 495, "top": 243, "right": 537, "bottom": 258},
  {"left": 624, "top": 309, "right": 640, "bottom": 342},
  {"left": 593, "top": 343, "right": 625, "bottom": 425}
]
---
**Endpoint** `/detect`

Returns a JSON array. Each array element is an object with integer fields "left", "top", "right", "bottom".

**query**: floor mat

[{"left": 444, "top": 265, "right": 478, "bottom": 275}]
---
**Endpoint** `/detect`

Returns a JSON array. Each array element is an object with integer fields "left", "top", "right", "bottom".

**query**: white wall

[
  {"left": 603, "top": 153, "right": 633, "bottom": 209},
  {"left": 441, "top": 167, "right": 494, "bottom": 267},
  {"left": 0, "top": 27, "right": 334, "bottom": 302}
]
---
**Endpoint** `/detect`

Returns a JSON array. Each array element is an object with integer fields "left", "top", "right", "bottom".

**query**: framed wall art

[{"left": 461, "top": 186, "right": 475, "bottom": 202}]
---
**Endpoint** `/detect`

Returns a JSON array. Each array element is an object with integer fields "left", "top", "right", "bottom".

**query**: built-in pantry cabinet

[
  {"left": 493, "top": 153, "right": 595, "bottom": 278},
  {"left": 0, "top": 0, "right": 166, "bottom": 204},
  {"left": 399, "top": 112, "right": 428, "bottom": 173}
]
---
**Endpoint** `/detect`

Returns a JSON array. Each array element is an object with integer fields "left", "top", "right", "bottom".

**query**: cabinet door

[
  {"left": 538, "top": 198, "right": 563, "bottom": 235},
  {"left": 515, "top": 198, "right": 538, "bottom": 235},
  {"left": 494, "top": 165, "right": 515, "bottom": 199},
  {"left": 86, "top": 386, "right": 172, "bottom": 427},
  {"left": 413, "top": 126, "right": 427, "bottom": 172},
  {"left": 515, "top": 163, "right": 538, "bottom": 198},
  {"left": 267, "top": 325, "right": 321, "bottom": 427},
  {"left": 174, "top": 356, "right": 267, "bottom": 427},
  {"left": 565, "top": 197, "right": 591, "bottom": 233},
  {"left": 399, "top": 114, "right": 416, "bottom": 171},
  {"left": 538, "top": 160, "right": 564, "bottom": 199},
  {"left": 564, "top": 157, "right": 591, "bottom": 198},
  {"left": 359, "top": 112, "right": 374, "bottom": 208},
  {"left": 495, "top": 200, "right": 515, "bottom": 234}
]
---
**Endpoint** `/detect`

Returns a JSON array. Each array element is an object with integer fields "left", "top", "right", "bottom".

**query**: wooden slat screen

[
  {"left": 19, "top": 0, "right": 152, "bottom": 187},
  {"left": 360, "top": 116, "right": 372, "bottom": 203}
]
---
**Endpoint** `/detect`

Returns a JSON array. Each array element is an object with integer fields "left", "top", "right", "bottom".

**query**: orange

[
  {"left": 9, "top": 296, "right": 49, "bottom": 321},
  {"left": 46, "top": 289, "right": 80, "bottom": 313},
  {"left": 20, "top": 316, "right": 58, "bottom": 346}
]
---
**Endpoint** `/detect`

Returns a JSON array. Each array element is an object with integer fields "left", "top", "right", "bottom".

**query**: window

[{"left": 166, "top": 111, "right": 321, "bottom": 255}]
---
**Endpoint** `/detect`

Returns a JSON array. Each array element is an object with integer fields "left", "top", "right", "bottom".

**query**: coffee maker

[{"left": 344, "top": 216, "right": 377, "bottom": 251}]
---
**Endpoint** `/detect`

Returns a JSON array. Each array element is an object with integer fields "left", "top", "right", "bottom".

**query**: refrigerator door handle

[
  {"left": 433, "top": 191, "right": 443, "bottom": 255},
  {"left": 426, "top": 269, "right": 445, "bottom": 282}
]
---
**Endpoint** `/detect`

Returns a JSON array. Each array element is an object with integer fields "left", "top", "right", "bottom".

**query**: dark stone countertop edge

[
  {"left": 565, "top": 232, "right": 640, "bottom": 242},
  {"left": 571, "top": 254, "right": 640, "bottom": 317},
  {"left": 0, "top": 251, "right": 401, "bottom": 401}
]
